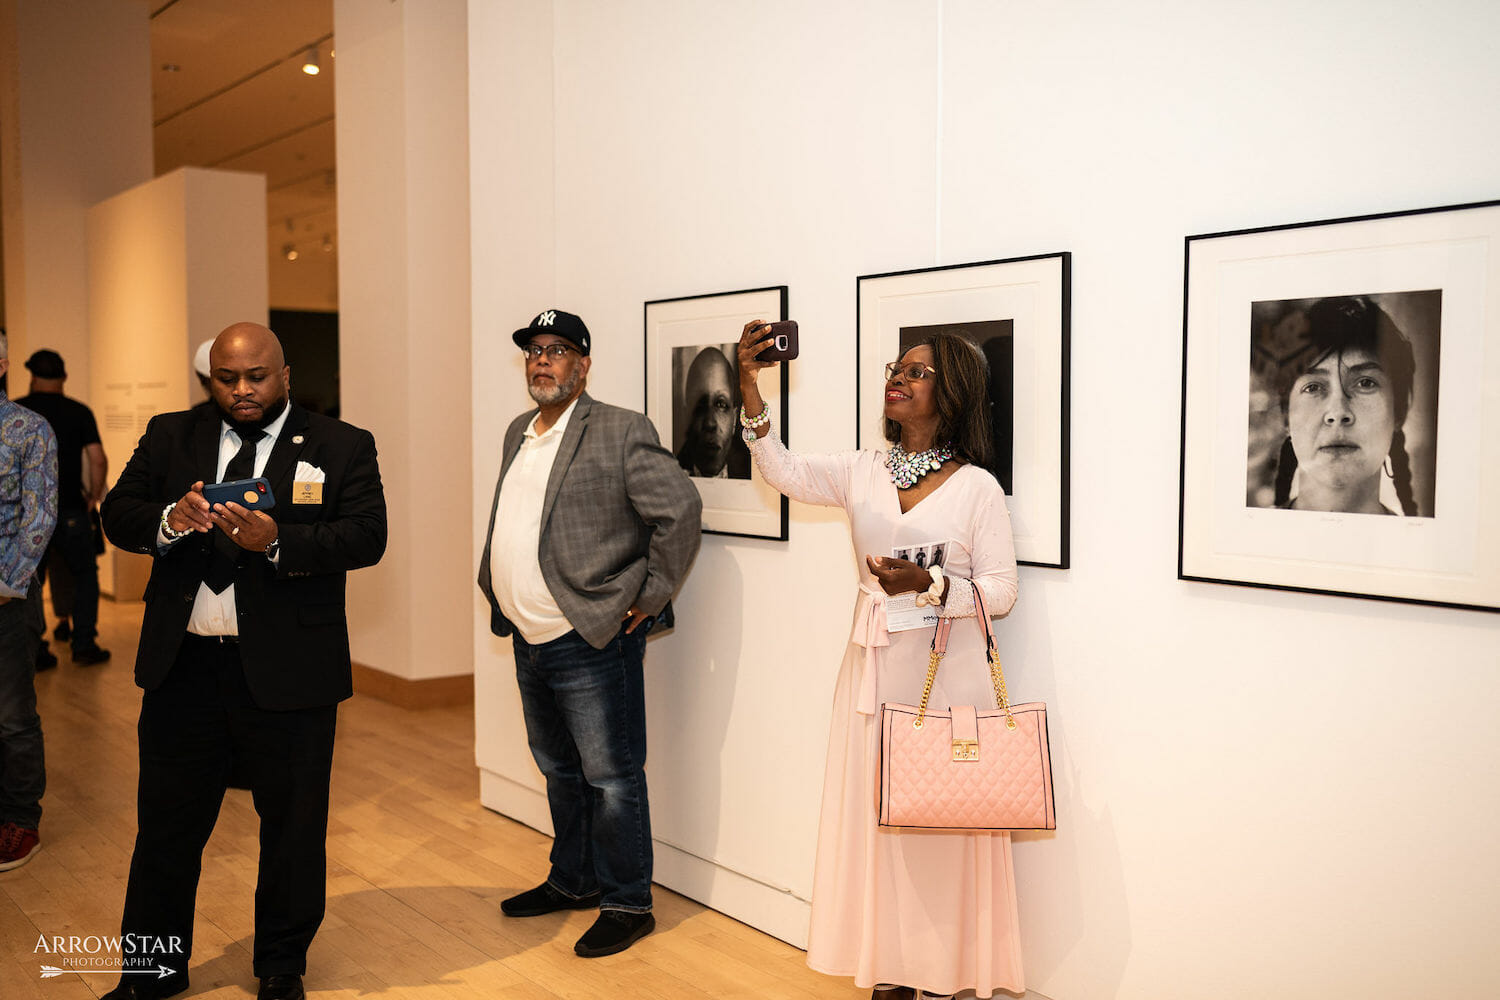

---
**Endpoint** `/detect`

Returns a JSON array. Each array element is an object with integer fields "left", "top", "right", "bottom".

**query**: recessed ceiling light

[
  {"left": 302, "top": 47, "right": 320, "bottom": 75},
  {"left": 161, "top": 63, "right": 180, "bottom": 72}
]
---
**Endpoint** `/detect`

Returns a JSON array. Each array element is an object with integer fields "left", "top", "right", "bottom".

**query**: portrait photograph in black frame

[{"left": 1179, "top": 198, "right": 1500, "bottom": 612}]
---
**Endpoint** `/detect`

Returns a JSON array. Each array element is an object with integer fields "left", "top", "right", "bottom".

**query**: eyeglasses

[
  {"left": 884, "top": 361, "right": 937, "bottom": 382},
  {"left": 522, "top": 343, "right": 578, "bottom": 361}
]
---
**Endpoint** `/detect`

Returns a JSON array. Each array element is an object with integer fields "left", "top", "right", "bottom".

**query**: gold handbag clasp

[{"left": 951, "top": 739, "right": 979, "bottom": 762}]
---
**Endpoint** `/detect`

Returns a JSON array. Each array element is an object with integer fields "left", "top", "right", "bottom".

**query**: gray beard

[{"left": 528, "top": 367, "right": 582, "bottom": 406}]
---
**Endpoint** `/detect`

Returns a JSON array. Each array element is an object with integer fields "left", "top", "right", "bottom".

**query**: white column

[
  {"left": 0, "top": 0, "right": 152, "bottom": 398},
  {"left": 335, "top": 0, "right": 473, "bottom": 687},
  {"left": 466, "top": 0, "right": 557, "bottom": 833},
  {"left": 87, "top": 167, "right": 268, "bottom": 599}
]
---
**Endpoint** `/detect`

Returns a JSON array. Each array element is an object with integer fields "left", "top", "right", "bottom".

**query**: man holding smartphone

[
  {"left": 100, "top": 323, "right": 387, "bottom": 1000},
  {"left": 478, "top": 309, "right": 701, "bottom": 958}
]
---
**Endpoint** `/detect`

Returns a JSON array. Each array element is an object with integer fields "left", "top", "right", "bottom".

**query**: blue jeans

[
  {"left": 0, "top": 576, "right": 45, "bottom": 828},
  {"left": 512, "top": 619, "right": 654, "bottom": 912}
]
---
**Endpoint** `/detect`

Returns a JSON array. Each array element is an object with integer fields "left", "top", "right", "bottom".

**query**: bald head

[
  {"left": 207, "top": 322, "right": 291, "bottom": 429},
  {"left": 211, "top": 322, "right": 285, "bottom": 371},
  {"left": 681, "top": 347, "right": 737, "bottom": 476}
]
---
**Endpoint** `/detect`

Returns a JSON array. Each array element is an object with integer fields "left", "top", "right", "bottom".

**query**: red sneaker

[{"left": 0, "top": 822, "right": 41, "bottom": 871}]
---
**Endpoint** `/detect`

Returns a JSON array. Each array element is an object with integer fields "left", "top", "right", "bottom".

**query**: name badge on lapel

[
  {"left": 293, "top": 460, "right": 326, "bottom": 505},
  {"left": 292, "top": 482, "right": 323, "bottom": 505}
]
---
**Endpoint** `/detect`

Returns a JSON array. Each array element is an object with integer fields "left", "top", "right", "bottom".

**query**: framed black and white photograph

[
  {"left": 857, "top": 254, "right": 1071, "bottom": 567},
  {"left": 1179, "top": 199, "right": 1500, "bottom": 611},
  {"left": 645, "top": 285, "right": 789, "bottom": 540}
]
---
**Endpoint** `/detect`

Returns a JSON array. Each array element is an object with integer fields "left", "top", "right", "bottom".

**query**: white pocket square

[{"left": 294, "top": 461, "right": 326, "bottom": 484}]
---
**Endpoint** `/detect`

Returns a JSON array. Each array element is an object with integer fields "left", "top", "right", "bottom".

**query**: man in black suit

[{"left": 100, "top": 323, "right": 387, "bottom": 1000}]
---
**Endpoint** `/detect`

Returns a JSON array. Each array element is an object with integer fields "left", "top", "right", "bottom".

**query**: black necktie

[{"left": 204, "top": 427, "right": 265, "bottom": 594}]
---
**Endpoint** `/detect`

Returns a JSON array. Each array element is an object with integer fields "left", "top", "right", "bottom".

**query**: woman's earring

[{"left": 1383, "top": 456, "right": 1394, "bottom": 479}]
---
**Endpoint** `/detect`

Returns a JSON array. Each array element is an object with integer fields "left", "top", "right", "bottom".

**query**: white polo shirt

[{"left": 489, "top": 399, "right": 579, "bottom": 644}]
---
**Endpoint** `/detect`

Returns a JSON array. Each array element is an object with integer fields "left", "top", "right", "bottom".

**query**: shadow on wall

[
  {"left": 645, "top": 539, "right": 743, "bottom": 877},
  {"left": 1006, "top": 574, "right": 1133, "bottom": 999}
]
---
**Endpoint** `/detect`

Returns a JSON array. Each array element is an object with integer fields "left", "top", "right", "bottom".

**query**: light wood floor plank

[{"left": 0, "top": 599, "right": 867, "bottom": 999}]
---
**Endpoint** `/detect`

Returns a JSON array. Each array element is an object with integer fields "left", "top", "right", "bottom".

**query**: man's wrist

[{"left": 161, "top": 502, "right": 191, "bottom": 541}]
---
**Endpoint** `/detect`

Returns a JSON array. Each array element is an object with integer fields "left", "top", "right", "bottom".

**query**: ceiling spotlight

[
  {"left": 321, "top": 235, "right": 334, "bottom": 254},
  {"left": 302, "top": 47, "right": 320, "bottom": 75},
  {"left": 283, "top": 244, "right": 299, "bottom": 261},
  {"left": 160, "top": 63, "right": 181, "bottom": 73}
]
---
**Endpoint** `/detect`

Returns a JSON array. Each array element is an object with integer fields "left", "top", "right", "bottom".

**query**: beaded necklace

[{"left": 886, "top": 441, "right": 955, "bottom": 489}]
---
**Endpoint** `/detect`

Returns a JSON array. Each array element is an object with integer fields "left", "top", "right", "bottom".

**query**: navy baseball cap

[
  {"left": 512, "top": 309, "right": 591, "bottom": 356},
  {"left": 24, "top": 349, "right": 66, "bottom": 379}
]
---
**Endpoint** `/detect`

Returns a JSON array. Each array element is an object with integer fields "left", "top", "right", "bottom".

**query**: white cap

[{"left": 193, "top": 339, "right": 214, "bottom": 377}]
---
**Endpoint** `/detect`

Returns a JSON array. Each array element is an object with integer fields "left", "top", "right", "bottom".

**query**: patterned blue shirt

[{"left": 0, "top": 387, "right": 58, "bottom": 598}]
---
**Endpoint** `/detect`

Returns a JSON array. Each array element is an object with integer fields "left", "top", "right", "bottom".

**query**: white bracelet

[
  {"left": 160, "top": 502, "right": 191, "bottom": 541},
  {"left": 915, "top": 565, "right": 945, "bottom": 606}
]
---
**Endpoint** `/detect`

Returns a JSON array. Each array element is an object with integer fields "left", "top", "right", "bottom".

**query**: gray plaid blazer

[{"left": 477, "top": 392, "right": 702, "bottom": 649}]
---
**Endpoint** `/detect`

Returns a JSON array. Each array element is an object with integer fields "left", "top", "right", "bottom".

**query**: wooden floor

[{"left": 1, "top": 599, "right": 862, "bottom": 1000}]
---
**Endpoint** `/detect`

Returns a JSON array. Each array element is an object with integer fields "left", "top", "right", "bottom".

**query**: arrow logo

[{"left": 41, "top": 965, "right": 177, "bottom": 980}]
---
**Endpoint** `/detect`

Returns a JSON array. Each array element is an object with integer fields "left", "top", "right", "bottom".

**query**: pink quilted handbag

[{"left": 878, "top": 585, "right": 1055, "bottom": 831}]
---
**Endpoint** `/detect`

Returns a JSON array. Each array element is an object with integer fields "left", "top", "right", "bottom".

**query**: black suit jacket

[{"left": 102, "top": 403, "right": 387, "bottom": 710}]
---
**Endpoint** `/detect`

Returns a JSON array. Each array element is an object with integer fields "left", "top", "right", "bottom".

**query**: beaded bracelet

[
  {"left": 738, "top": 404, "right": 771, "bottom": 430},
  {"left": 160, "top": 502, "right": 192, "bottom": 541}
]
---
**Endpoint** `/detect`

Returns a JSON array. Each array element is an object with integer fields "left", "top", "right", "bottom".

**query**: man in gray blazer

[{"left": 477, "top": 309, "right": 701, "bottom": 958}]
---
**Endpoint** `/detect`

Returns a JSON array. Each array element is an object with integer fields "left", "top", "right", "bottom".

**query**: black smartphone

[
  {"left": 202, "top": 477, "right": 277, "bottom": 512},
  {"left": 753, "top": 320, "right": 799, "bottom": 362}
]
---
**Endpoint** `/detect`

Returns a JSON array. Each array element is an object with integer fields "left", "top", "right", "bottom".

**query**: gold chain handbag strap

[{"left": 913, "top": 579, "right": 1015, "bottom": 731}]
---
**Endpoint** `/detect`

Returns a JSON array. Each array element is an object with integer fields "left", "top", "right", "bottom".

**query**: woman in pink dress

[{"left": 736, "top": 323, "right": 1023, "bottom": 1000}]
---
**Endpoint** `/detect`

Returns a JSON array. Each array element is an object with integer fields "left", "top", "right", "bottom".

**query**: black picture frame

[
  {"left": 644, "top": 285, "right": 790, "bottom": 540},
  {"left": 1179, "top": 198, "right": 1500, "bottom": 612},
  {"left": 857, "top": 254, "right": 1071, "bottom": 568}
]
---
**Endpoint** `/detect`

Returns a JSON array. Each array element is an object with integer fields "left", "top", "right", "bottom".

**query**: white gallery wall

[
  {"left": 336, "top": 0, "right": 474, "bottom": 684},
  {"left": 469, "top": 2, "right": 1500, "bottom": 998},
  {"left": 86, "top": 167, "right": 267, "bottom": 600},
  {"left": 0, "top": 0, "right": 152, "bottom": 397}
]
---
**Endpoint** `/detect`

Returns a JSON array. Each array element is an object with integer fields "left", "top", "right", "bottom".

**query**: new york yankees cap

[{"left": 513, "top": 309, "right": 591, "bottom": 355}]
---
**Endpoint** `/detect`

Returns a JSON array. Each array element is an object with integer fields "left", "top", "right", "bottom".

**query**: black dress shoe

[
  {"left": 257, "top": 974, "right": 304, "bottom": 1000},
  {"left": 573, "top": 909, "right": 655, "bottom": 957},
  {"left": 72, "top": 644, "right": 111, "bottom": 666},
  {"left": 500, "top": 881, "right": 601, "bottom": 917},
  {"left": 99, "top": 974, "right": 189, "bottom": 1000}
]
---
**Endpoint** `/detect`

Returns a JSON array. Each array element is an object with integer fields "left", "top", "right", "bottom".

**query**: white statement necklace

[{"left": 886, "top": 441, "right": 955, "bottom": 489}]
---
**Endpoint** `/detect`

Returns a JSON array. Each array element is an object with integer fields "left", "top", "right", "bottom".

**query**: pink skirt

[{"left": 805, "top": 642, "right": 1025, "bottom": 997}]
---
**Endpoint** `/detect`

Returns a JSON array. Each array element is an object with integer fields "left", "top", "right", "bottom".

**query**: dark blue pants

[
  {"left": 118, "top": 635, "right": 336, "bottom": 981},
  {"left": 43, "top": 509, "right": 100, "bottom": 653},
  {"left": 512, "top": 619, "right": 654, "bottom": 912},
  {"left": 0, "top": 576, "right": 45, "bottom": 829}
]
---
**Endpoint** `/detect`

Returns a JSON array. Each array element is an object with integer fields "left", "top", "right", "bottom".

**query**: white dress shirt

[
  {"left": 489, "top": 398, "right": 579, "bottom": 644},
  {"left": 160, "top": 405, "right": 290, "bottom": 636}
]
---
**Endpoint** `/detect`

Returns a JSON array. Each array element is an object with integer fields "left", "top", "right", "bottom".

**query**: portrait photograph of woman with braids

[{"left": 1245, "top": 291, "right": 1441, "bottom": 518}]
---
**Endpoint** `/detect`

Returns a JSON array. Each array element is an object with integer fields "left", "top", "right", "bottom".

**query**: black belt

[{"left": 185, "top": 632, "right": 239, "bottom": 645}]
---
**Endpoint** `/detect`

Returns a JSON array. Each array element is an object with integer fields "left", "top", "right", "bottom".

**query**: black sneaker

[
  {"left": 53, "top": 620, "right": 71, "bottom": 642},
  {"left": 500, "top": 881, "right": 601, "bottom": 917},
  {"left": 573, "top": 910, "right": 654, "bottom": 957},
  {"left": 72, "top": 645, "right": 111, "bottom": 666},
  {"left": 36, "top": 645, "right": 59, "bottom": 671}
]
